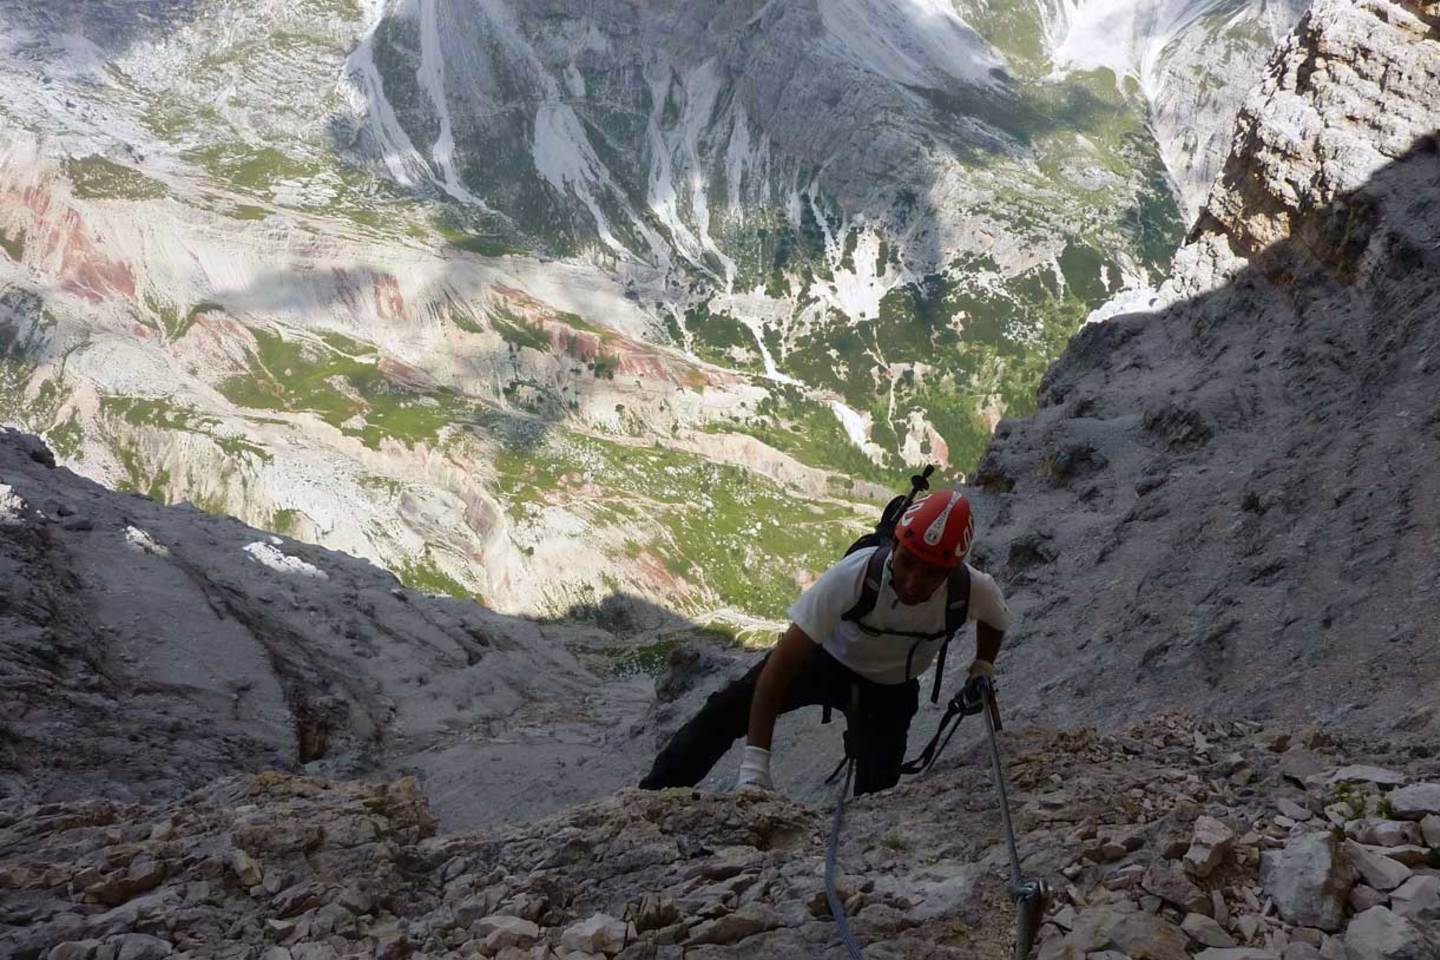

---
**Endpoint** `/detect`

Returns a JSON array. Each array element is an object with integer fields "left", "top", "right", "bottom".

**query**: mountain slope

[
  {"left": 0, "top": 0, "right": 1307, "bottom": 627},
  {"left": 964, "top": 0, "right": 1440, "bottom": 736},
  {"left": 0, "top": 427, "right": 693, "bottom": 829}
]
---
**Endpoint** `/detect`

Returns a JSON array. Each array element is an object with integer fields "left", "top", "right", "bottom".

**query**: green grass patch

[
  {"left": 0, "top": 228, "right": 24, "bottom": 263},
  {"left": 489, "top": 420, "right": 869, "bottom": 619},
  {"left": 217, "top": 326, "right": 472, "bottom": 450},
  {"left": 397, "top": 551, "right": 483, "bottom": 602},
  {"left": 63, "top": 156, "right": 168, "bottom": 201},
  {"left": 185, "top": 143, "right": 320, "bottom": 195},
  {"left": 490, "top": 308, "right": 551, "bottom": 353}
]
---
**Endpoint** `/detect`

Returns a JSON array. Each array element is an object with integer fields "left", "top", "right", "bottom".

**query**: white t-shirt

[{"left": 788, "top": 546, "right": 1011, "bottom": 685}]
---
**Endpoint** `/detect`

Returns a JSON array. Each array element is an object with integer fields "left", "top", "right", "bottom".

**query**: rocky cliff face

[
  {"left": 0, "top": 428, "right": 678, "bottom": 830},
  {"left": 962, "top": 0, "right": 1440, "bottom": 735}
]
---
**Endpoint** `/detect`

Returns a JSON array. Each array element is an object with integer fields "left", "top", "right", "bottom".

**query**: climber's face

[{"left": 890, "top": 542, "right": 950, "bottom": 605}]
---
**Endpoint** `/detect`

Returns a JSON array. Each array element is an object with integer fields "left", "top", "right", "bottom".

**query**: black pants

[{"left": 638, "top": 646, "right": 920, "bottom": 796}]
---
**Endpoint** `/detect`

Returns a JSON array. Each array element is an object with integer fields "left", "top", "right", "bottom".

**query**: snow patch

[
  {"left": 0, "top": 484, "right": 26, "bottom": 525},
  {"left": 244, "top": 541, "right": 329, "bottom": 579},
  {"left": 125, "top": 526, "right": 170, "bottom": 557},
  {"left": 818, "top": 0, "right": 1005, "bottom": 88},
  {"left": 417, "top": 0, "right": 484, "bottom": 205},
  {"left": 828, "top": 400, "right": 887, "bottom": 466}
]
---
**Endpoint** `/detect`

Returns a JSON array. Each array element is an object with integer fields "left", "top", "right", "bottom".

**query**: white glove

[
  {"left": 735, "top": 745, "right": 774, "bottom": 792},
  {"left": 967, "top": 659, "right": 996, "bottom": 680}
]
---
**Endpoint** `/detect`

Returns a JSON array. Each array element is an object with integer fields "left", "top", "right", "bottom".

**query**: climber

[{"left": 638, "top": 487, "right": 1010, "bottom": 796}]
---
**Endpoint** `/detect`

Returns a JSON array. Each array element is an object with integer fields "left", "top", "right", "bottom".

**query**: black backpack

[{"left": 835, "top": 469, "right": 972, "bottom": 706}]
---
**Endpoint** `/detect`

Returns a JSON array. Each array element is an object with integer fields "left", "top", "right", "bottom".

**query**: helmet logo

[
  {"left": 924, "top": 491, "right": 961, "bottom": 546},
  {"left": 901, "top": 495, "right": 929, "bottom": 527}
]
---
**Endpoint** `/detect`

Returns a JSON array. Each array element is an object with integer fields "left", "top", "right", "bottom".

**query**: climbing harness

[{"left": 824, "top": 678, "right": 1050, "bottom": 960}]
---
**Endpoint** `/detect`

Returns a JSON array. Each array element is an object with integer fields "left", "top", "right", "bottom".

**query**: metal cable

[{"left": 824, "top": 758, "right": 865, "bottom": 960}]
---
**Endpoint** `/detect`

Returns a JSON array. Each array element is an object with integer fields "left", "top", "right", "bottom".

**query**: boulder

[
  {"left": 1390, "top": 875, "right": 1440, "bottom": 924},
  {"left": 1346, "top": 840, "right": 1413, "bottom": 891},
  {"left": 1260, "top": 832, "right": 1355, "bottom": 931},
  {"left": 1420, "top": 815, "right": 1440, "bottom": 847},
  {"left": 1184, "top": 817, "right": 1236, "bottom": 878},
  {"left": 1389, "top": 783, "right": 1440, "bottom": 820},
  {"left": 1343, "top": 906, "right": 1440, "bottom": 960}
]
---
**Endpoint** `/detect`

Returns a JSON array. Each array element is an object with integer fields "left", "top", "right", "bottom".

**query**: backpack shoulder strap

[
  {"left": 840, "top": 542, "right": 890, "bottom": 624},
  {"left": 930, "top": 563, "right": 973, "bottom": 703}
]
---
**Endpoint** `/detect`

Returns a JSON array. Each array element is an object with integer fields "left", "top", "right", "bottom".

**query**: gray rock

[
  {"left": 112, "top": 935, "right": 173, "bottom": 960},
  {"left": 1182, "top": 912, "right": 1237, "bottom": 948},
  {"left": 1261, "top": 833, "right": 1355, "bottom": 931},
  {"left": 1343, "top": 906, "right": 1440, "bottom": 960},
  {"left": 1389, "top": 875, "right": 1440, "bottom": 924},
  {"left": 1194, "top": 949, "right": 1280, "bottom": 960},
  {"left": 1389, "top": 784, "right": 1440, "bottom": 820},
  {"left": 1346, "top": 840, "right": 1414, "bottom": 892},
  {"left": 1328, "top": 766, "right": 1408, "bottom": 787},
  {"left": 1185, "top": 817, "right": 1236, "bottom": 878},
  {"left": 1143, "top": 860, "right": 1210, "bottom": 914},
  {"left": 560, "top": 914, "right": 633, "bottom": 954},
  {"left": 1352, "top": 820, "right": 1423, "bottom": 847},
  {"left": 1277, "top": 798, "right": 1313, "bottom": 821},
  {"left": 1420, "top": 815, "right": 1440, "bottom": 847},
  {"left": 49, "top": 943, "right": 101, "bottom": 960},
  {"left": 1351, "top": 884, "right": 1390, "bottom": 913},
  {"left": 684, "top": 905, "right": 779, "bottom": 946}
]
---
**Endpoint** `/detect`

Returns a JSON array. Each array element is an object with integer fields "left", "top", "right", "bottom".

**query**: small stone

[
  {"left": 1143, "top": 861, "right": 1210, "bottom": 914},
  {"left": 476, "top": 916, "right": 541, "bottom": 953},
  {"left": 1389, "top": 783, "right": 1440, "bottom": 820},
  {"left": 1184, "top": 817, "right": 1236, "bottom": 878},
  {"left": 1183, "top": 913, "right": 1237, "bottom": 948},
  {"left": 1345, "top": 840, "right": 1413, "bottom": 891},
  {"left": 1212, "top": 890, "right": 1230, "bottom": 928},
  {"left": 1193, "top": 948, "right": 1279, "bottom": 960},
  {"left": 113, "top": 934, "right": 173, "bottom": 960},
  {"left": 1276, "top": 799, "right": 1311, "bottom": 821},
  {"left": 1237, "top": 914, "right": 1264, "bottom": 942},
  {"left": 684, "top": 905, "right": 779, "bottom": 946},
  {"left": 1351, "top": 820, "right": 1423, "bottom": 847},
  {"left": 230, "top": 849, "right": 262, "bottom": 888},
  {"left": 1327, "top": 766, "right": 1407, "bottom": 787},
  {"left": 1290, "top": 928, "right": 1324, "bottom": 946},
  {"left": 559, "top": 914, "right": 633, "bottom": 954},
  {"left": 1344, "top": 906, "right": 1436, "bottom": 960},
  {"left": 1349, "top": 884, "right": 1388, "bottom": 913},
  {"left": 1420, "top": 815, "right": 1440, "bottom": 847},
  {"left": 1282, "top": 946, "right": 1322, "bottom": 960},
  {"left": 48, "top": 943, "right": 100, "bottom": 960},
  {"left": 1100, "top": 841, "right": 1128, "bottom": 862}
]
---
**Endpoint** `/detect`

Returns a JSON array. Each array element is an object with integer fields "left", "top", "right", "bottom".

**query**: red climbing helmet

[{"left": 896, "top": 489, "right": 973, "bottom": 568}]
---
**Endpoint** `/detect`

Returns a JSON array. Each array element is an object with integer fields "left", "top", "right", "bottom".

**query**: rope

[{"left": 824, "top": 758, "right": 865, "bottom": 960}]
